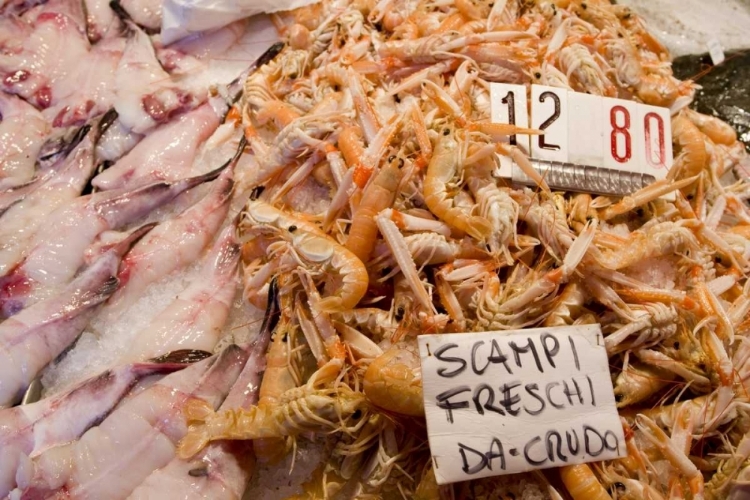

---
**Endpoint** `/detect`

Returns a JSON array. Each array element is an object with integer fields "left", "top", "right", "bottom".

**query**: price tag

[
  {"left": 490, "top": 83, "right": 530, "bottom": 178},
  {"left": 418, "top": 325, "right": 625, "bottom": 485},
  {"left": 530, "top": 85, "right": 568, "bottom": 163},
  {"left": 707, "top": 38, "right": 725, "bottom": 66},
  {"left": 601, "top": 97, "right": 640, "bottom": 175},
  {"left": 568, "top": 92, "right": 603, "bottom": 168},
  {"left": 637, "top": 103, "right": 673, "bottom": 181}
]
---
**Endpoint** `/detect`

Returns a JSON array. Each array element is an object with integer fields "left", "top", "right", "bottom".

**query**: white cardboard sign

[
  {"left": 418, "top": 325, "right": 625, "bottom": 485},
  {"left": 490, "top": 83, "right": 674, "bottom": 196}
]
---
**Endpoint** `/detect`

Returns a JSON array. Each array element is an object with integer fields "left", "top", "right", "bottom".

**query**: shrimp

[
  {"left": 613, "top": 360, "right": 676, "bottom": 408},
  {"left": 346, "top": 156, "right": 405, "bottom": 263},
  {"left": 254, "top": 283, "right": 302, "bottom": 464},
  {"left": 597, "top": 221, "right": 700, "bottom": 270},
  {"left": 685, "top": 108, "right": 737, "bottom": 146},
  {"left": 605, "top": 302, "right": 679, "bottom": 354},
  {"left": 559, "top": 463, "right": 613, "bottom": 500},
  {"left": 556, "top": 43, "right": 616, "bottom": 96},
  {"left": 669, "top": 112, "right": 708, "bottom": 181},
  {"left": 176, "top": 382, "right": 367, "bottom": 459},
  {"left": 636, "top": 414, "right": 705, "bottom": 499},
  {"left": 423, "top": 131, "right": 492, "bottom": 241},
  {"left": 241, "top": 200, "right": 368, "bottom": 312},
  {"left": 363, "top": 341, "right": 424, "bottom": 417}
]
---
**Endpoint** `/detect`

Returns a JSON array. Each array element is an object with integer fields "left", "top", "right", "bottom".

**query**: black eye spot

[
  {"left": 397, "top": 158, "right": 404, "bottom": 168},
  {"left": 581, "top": 3, "right": 587, "bottom": 9},
  {"left": 388, "top": 155, "right": 396, "bottom": 163},
  {"left": 635, "top": 208, "right": 644, "bottom": 217},
  {"left": 395, "top": 307, "right": 405, "bottom": 321},
  {"left": 614, "top": 482, "right": 626, "bottom": 491},
  {"left": 282, "top": 333, "right": 288, "bottom": 343},
  {"left": 288, "top": 225, "right": 297, "bottom": 232},
  {"left": 380, "top": 267, "right": 391, "bottom": 277},
  {"left": 250, "top": 186, "right": 265, "bottom": 200},
  {"left": 673, "top": 342, "right": 680, "bottom": 349},
  {"left": 332, "top": 84, "right": 340, "bottom": 91},
  {"left": 394, "top": 94, "right": 401, "bottom": 103},
  {"left": 615, "top": 393, "right": 624, "bottom": 402},
  {"left": 687, "top": 193, "right": 695, "bottom": 200},
  {"left": 442, "top": 128, "right": 450, "bottom": 135},
  {"left": 352, "top": 409, "right": 362, "bottom": 419},
  {"left": 289, "top": 72, "right": 297, "bottom": 79},
  {"left": 534, "top": 72, "right": 541, "bottom": 79}
]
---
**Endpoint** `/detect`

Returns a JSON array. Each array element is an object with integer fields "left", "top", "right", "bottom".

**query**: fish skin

[
  {"left": 127, "top": 280, "right": 278, "bottom": 500},
  {"left": 0, "top": 361, "right": 185, "bottom": 497},
  {"left": 0, "top": 165, "right": 225, "bottom": 317},
  {"left": 13, "top": 344, "right": 249, "bottom": 500},
  {"left": 121, "top": 222, "right": 240, "bottom": 362},
  {"left": 99, "top": 160, "right": 235, "bottom": 322}
]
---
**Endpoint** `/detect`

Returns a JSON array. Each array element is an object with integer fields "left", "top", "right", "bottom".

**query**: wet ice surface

[{"left": 619, "top": 0, "right": 750, "bottom": 56}]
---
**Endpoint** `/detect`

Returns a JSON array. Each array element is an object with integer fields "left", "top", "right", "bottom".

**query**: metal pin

[{"left": 512, "top": 159, "right": 656, "bottom": 196}]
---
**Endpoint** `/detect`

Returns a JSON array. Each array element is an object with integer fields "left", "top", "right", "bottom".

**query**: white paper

[
  {"left": 530, "top": 84, "right": 568, "bottom": 163},
  {"left": 601, "top": 97, "right": 639, "bottom": 175},
  {"left": 568, "top": 92, "right": 603, "bottom": 168},
  {"left": 418, "top": 325, "right": 625, "bottom": 485},
  {"left": 707, "top": 38, "right": 725, "bottom": 66},
  {"left": 162, "top": 0, "right": 319, "bottom": 45},
  {"left": 490, "top": 83, "right": 530, "bottom": 178}
]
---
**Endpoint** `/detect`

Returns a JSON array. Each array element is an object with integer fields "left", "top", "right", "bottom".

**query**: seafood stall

[{"left": 0, "top": 0, "right": 749, "bottom": 499}]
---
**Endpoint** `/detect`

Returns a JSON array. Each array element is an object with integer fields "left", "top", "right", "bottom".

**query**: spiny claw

[{"left": 601, "top": 176, "right": 698, "bottom": 220}]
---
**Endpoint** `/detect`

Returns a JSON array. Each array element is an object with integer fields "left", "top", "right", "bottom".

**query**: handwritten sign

[
  {"left": 418, "top": 325, "right": 625, "bottom": 485},
  {"left": 490, "top": 84, "right": 673, "bottom": 196}
]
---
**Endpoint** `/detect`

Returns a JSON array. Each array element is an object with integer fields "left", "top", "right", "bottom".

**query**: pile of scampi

[{"left": 1, "top": 0, "right": 750, "bottom": 498}]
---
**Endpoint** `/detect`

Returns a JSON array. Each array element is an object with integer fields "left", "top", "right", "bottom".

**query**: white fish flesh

[
  {"left": 122, "top": 223, "right": 240, "bottom": 361},
  {"left": 13, "top": 344, "right": 249, "bottom": 500},
  {"left": 127, "top": 283, "right": 277, "bottom": 500},
  {"left": 0, "top": 361, "right": 184, "bottom": 497},
  {"left": 41, "top": 37, "right": 125, "bottom": 128},
  {"left": 115, "top": 0, "right": 161, "bottom": 33},
  {"left": 0, "top": 94, "right": 50, "bottom": 187},
  {"left": 83, "top": 0, "right": 120, "bottom": 42},
  {"left": 101, "top": 162, "right": 235, "bottom": 321},
  {"left": 92, "top": 103, "right": 222, "bottom": 190},
  {"left": 0, "top": 0, "right": 90, "bottom": 108},
  {"left": 113, "top": 24, "right": 205, "bottom": 134},
  {"left": 0, "top": 228, "right": 149, "bottom": 407},
  {"left": 0, "top": 120, "right": 100, "bottom": 278},
  {"left": 0, "top": 166, "right": 223, "bottom": 317}
]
